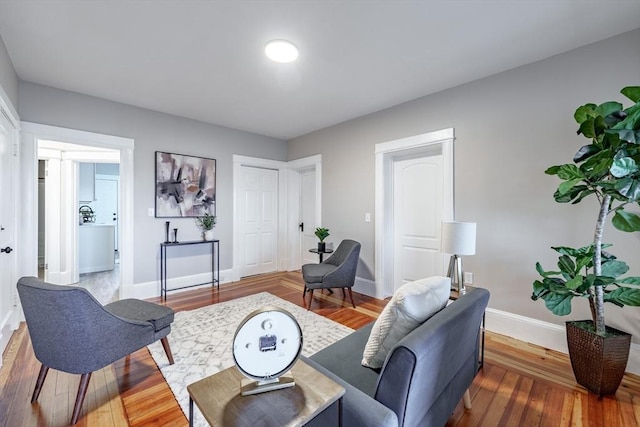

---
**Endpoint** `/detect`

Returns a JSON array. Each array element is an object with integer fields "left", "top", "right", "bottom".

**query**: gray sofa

[{"left": 303, "top": 287, "right": 490, "bottom": 427}]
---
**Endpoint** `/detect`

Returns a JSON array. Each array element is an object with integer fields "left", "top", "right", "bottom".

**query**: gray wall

[
  {"left": 19, "top": 82, "right": 287, "bottom": 285},
  {"left": 0, "top": 33, "right": 19, "bottom": 112},
  {"left": 288, "top": 29, "right": 640, "bottom": 342}
]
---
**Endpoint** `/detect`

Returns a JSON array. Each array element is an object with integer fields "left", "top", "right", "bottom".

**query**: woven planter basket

[{"left": 566, "top": 321, "right": 631, "bottom": 396}]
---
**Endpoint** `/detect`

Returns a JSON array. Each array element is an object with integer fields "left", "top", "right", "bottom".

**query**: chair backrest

[
  {"left": 16, "top": 276, "right": 133, "bottom": 373},
  {"left": 325, "top": 239, "right": 360, "bottom": 266},
  {"left": 374, "top": 288, "right": 490, "bottom": 426},
  {"left": 322, "top": 239, "right": 361, "bottom": 287}
]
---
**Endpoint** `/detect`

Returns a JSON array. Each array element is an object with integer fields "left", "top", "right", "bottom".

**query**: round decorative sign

[{"left": 232, "top": 306, "right": 303, "bottom": 395}]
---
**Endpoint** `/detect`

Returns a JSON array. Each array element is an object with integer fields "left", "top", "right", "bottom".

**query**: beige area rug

[{"left": 148, "top": 292, "right": 354, "bottom": 426}]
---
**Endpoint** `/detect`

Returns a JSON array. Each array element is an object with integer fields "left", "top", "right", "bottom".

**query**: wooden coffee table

[{"left": 187, "top": 359, "right": 345, "bottom": 426}]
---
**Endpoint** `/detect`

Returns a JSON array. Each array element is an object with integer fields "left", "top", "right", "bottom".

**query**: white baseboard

[
  {"left": 123, "top": 269, "right": 234, "bottom": 300},
  {"left": 0, "top": 309, "right": 14, "bottom": 370},
  {"left": 353, "top": 276, "right": 377, "bottom": 297},
  {"left": 485, "top": 307, "right": 640, "bottom": 376}
]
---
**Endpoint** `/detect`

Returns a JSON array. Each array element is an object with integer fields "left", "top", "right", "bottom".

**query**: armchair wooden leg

[
  {"left": 463, "top": 389, "right": 472, "bottom": 409},
  {"left": 347, "top": 288, "right": 356, "bottom": 308},
  {"left": 161, "top": 337, "right": 175, "bottom": 365},
  {"left": 307, "top": 289, "right": 314, "bottom": 310},
  {"left": 31, "top": 364, "right": 49, "bottom": 403},
  {"left": 71, "top": 373, "right": 92, "bottom": 425},
  {"left": 341, "top": 288, "right": 346, "bottom": 298}
]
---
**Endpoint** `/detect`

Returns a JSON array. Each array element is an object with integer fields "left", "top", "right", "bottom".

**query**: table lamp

[{"left": 441, "top": 221, "right": 476, "bottom": 294}]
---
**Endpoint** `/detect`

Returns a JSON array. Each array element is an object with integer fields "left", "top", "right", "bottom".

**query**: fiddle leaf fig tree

[{"left": 532, "top": 86, "right": 640, "bottom": 335}]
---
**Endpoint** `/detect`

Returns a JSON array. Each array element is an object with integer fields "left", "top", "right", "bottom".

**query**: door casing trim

[{"left": 374, "top": 128, "right": 454, "bottom": 298}]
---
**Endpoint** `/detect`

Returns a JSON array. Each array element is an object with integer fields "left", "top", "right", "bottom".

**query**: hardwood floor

[{"left": 1, "top": 271, "right": 638, "bottom": 426}]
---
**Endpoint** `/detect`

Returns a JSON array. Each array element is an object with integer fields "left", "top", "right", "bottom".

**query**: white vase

[{"left": 203, "top": 229, "right": 215, "bottom": 241}]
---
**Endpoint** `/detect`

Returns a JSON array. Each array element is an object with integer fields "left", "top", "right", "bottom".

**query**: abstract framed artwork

[{"left": 155, "top": 151, "right": 216, "bottom": 217}]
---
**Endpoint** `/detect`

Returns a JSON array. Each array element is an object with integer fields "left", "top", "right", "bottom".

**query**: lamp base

[{"left": 447, "top": 255, "right": 466, "bottom": 294}]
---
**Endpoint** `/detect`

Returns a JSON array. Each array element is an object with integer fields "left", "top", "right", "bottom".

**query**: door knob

[{"left": 1, "top": 246, "right": 13, "bottom": 254}]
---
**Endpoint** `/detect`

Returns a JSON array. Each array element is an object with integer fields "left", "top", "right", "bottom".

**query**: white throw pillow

[{"left": 361, "top": 276, "right": 451, "bottom": 369}]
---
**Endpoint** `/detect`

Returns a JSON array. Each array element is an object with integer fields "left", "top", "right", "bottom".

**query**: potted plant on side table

[
  {"left": 315, "top": 227, "right": 330, "bottom": 252},
  {"left": 532, "top": 86, "right": 640, "bottom": 395},
  {"left": 196, "top": 213, "right": 217, "bottom": 241}
]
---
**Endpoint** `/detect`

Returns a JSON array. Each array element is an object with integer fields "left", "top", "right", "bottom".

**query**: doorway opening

[
  {"left": 232, "top": 154, "right": 322, "bottom": 280},
  {"left": 37, "top": 142, "right": 121, "bottom": 304},
  {"left": 21, "top": 122, "right": 134, "bottom": 302}
]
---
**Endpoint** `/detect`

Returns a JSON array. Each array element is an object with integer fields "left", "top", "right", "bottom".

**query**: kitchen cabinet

[
  {"left": 79, "top": 224, "right": 115, "bottom": 273},
  {"left": 79, "top": 162, "right": 95, "bottom": 201}
]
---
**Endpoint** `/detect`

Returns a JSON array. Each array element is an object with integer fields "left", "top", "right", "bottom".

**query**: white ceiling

[{"left": 1, "top": 1, "right": 638, "bottom": 140}]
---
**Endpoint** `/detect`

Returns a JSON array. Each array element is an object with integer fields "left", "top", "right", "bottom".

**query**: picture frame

[{"left": 155, "top": 151, "right": 216, "bottom": 218}]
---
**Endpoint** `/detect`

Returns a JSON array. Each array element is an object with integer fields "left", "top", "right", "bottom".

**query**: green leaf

[
  {"left": 535, "top": 262, "right": 561, "bottom": 278},
  {"left": 558, "top": 178, "right": 583, "bottom": 195},
  {"left": 614, "top": 103, "right": 640, "bottom": 131},
  {"left": 571, "top": 189, "right": 596, "bottom": 204},
  {"left": 532, "top": 280, "right": 547, "bottom": 300},
  {"left": 553, "top": 186, "right": 592, "bottom": 204},
  {"left": 595, "top": 101, "right": 623, "bottom": 118},
  {"left": 580, "top": 151, "right": 612, "bottom": 177},
  {"left": 621, "top": 86, "right": 640, "bottom": 103},
  {"left": 545, "top": 165, "right": 561, "bottom": 175},
  {"left": 604, "top": 287, "right": 640, "bottom": 306},
  {"left": 608, "top": 128, "right": 639, "bottom": 144},
  {"left": 610, "top": 157, "right": 638, "bottom": 177},
  {"left": 553, "top": 245, "right": 595, "bottom": 257},
  {"left": 619, "top": 276, "right": 640, "bottom": 286},
  {"left": 558, "top": 255, "right": 576, "bottom": 277},
  {"left": 574, "top": 103, "right": 597, "bottom": 124},
  {"left": 612, "top": 210, "right": 640, "bottom": 232},
  {"left": 565, "top": 276, "right": 584, "bottom": 290},
  {"left": 615, "top": 178, "right": 640, "bottom": 200},
  {"left": 573, "top": 144, "right": 600, "bottom": 163},
  {"left": 578, "top": 117, "right": 597, "bottom": 138},
  {"left": 556, "top": 164, "right": 583, "bottom": 180},
  {"left": 600, "top": 260, "right": 629, "bottom": 278},
  {"left": 542, "top": 292, "right": 573, "bottom": 316}
]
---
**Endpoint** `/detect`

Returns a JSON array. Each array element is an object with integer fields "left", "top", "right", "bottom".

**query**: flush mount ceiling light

[{"left": 265, "top": 39, "right": 299, "bottom": 63}]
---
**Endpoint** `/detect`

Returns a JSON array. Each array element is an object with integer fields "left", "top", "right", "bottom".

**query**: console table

[{"left": 160, "top": 240, "right": 219, "bottom": 300}]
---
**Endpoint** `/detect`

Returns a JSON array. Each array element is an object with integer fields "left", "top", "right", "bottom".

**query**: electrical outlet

[
  {"left": 464, "top": 272, "right": 473, "bottom": 285},
  {"left": 148, "top": 208, "right": 155, "bottom": 217},
  {"left": 365, "top": 213, "right": 371, "bottom": 222}
]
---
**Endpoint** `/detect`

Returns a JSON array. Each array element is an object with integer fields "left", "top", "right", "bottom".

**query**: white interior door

[
  {"left": 95, "top": 178, "right": 119, "bottom": 251},
  {"left": 393, "top": 153, "right": 444, "bottom": 291},
  {"left": 0, "top": 112, "right": 17, "bottom": 361},
  {"left": 300, "top": 169, "right": 317, "bottom": 265},
  {"left": 238, "top": 166, "right": 278, "bottom": 277}
]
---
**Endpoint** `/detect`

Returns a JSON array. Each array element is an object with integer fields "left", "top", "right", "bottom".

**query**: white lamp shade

[{"left": 441, "top": 221, "right": 476, "bottom": 255}]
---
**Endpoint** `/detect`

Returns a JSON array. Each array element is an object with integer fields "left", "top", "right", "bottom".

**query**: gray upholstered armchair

[
  {"left": 302, "top": 239, "right": 361, "bottom": 310},
  {"left": 17, "top": 276, "right": 175, "bottom": 425}
]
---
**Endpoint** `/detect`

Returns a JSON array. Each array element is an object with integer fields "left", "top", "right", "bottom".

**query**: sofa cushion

[
  {"left": 361, "top": 276, "right": 450, "bottom": 369},
  {"left": 105, "top": 299, "right": 174, "bottom": 332},
  {"left": 310, "top": 323, "right": 379, "bottom": 396}
]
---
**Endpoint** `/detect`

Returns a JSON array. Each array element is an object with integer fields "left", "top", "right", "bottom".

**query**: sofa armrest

[{"left": 301, "top": 356, "right": 398, "bottom": 427}]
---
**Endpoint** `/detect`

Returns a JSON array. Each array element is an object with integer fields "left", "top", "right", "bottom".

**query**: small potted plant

[
  {"left": 532, "top": 86, "right": 640, "bottom": 395},
  {"left": 315, "top": 227, "right": 330, "bottom": 251},
  {"left": 195, "top": 213, "right": 217, "bottom": 241}
]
